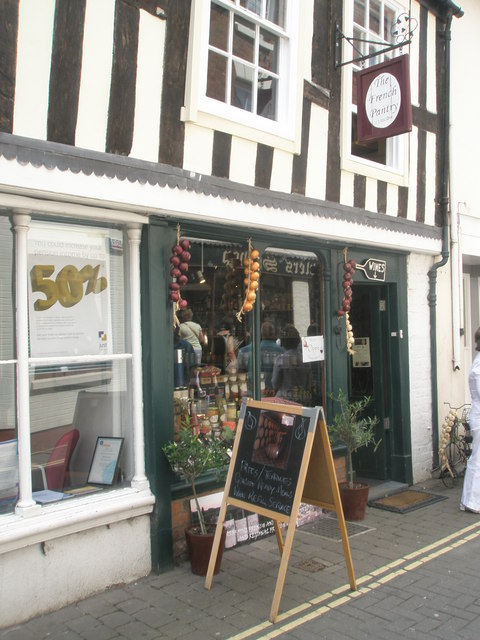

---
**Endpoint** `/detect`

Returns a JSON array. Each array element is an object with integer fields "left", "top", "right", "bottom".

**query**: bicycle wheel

[
  {"left": 444, "top": 440, "right": 467, "bottom": 480},
  {"left": 440, "top": 465, "right": 455, "bottom": 488}
]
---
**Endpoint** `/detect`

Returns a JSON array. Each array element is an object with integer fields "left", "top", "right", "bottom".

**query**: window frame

[
  {"left": 2, "top": 212, "right": 153, "bottom": 535},
  {"left": 340, "top": 0, "right": 410, "bottom": 186},
  {"left": 181, "top": 0, "right": 305, "bottom": 154}
]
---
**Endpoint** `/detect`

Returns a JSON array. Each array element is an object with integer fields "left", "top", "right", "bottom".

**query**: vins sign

[{"left": 355, "top": 258, "right": 386, "bottom": 281}]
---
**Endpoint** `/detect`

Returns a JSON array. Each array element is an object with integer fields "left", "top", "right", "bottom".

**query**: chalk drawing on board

[{"left": 252, "top": 411, "right": 295, "bottom": 470}]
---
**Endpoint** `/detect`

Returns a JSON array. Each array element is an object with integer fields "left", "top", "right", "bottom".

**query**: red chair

[{"left": 32, "top": 429, "right": 79, "bottom": 491}]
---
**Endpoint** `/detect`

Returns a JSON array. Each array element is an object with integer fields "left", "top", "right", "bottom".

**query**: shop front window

[
  {"left": 173, "top": 238, "right": 324, "bottom": 438},
  {"left": 259, "top": 248, "right": 324, "bottom": 407},
  {"left": 26, "top": 221, "right": 132, "bottom": 500}
]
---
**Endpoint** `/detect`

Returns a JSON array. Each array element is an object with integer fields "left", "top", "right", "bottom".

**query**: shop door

[{"left": 348, "top": 283, "right": 396, "bottom": 480}]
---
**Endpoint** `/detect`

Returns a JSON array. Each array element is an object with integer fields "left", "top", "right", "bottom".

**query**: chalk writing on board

[
  {"left": 245, "top": 410, "right": 257, "bottom": 431},
  {"left": 229, "top": 408, "right": 312, "bottom": 516},
  {"left": 294, "top": 417, "right": 307, "bottom": 441}
]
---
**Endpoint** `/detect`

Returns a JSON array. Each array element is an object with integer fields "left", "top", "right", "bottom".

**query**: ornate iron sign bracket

[{"left": 334, "top": 13, "right": 417, "bottom": 69}]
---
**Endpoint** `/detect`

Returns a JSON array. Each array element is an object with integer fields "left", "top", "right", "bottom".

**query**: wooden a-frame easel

[{"left": 204, "top": 399, "right": 356, "bottom": 623}]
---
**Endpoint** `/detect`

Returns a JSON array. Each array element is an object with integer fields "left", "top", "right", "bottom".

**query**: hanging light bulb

[{"left": 196, "top": 241, "right": 205, "bottom": 284}]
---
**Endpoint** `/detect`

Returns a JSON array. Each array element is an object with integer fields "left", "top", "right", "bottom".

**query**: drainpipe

[{"left": 428, "top": 1, "right": 463, "bottom": 469}]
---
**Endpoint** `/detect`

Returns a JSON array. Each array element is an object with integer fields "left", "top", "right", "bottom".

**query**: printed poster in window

[
  {"left": 28, "top": 223, "right": 118, "bottom": 357},
  {"left": 352, "top": 337, "right": 371, "bottom": 368}
]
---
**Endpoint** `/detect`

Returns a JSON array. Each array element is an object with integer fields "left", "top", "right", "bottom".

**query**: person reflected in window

[
  {"left": 272, "top": 324, "right": 312, "bottom": 405},
  {"left": 174, "top": 326, "right": 196, "bottom": 388},
  {"left": 178, "top": 308, "right": 205, "bottom": 365},
  {"left": 217, "top": 319, "right": 237, "bottom": 373},
  {"left": 237, "top": 321, "right": 284, "bottom": 397}
]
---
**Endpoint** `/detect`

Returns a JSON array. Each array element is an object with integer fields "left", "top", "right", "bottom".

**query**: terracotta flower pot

[
  {"left": 339, "top": 482, "right": 369, "bottom": 521},
  {"left": 185, "top": 525, "right": 227, "bottom": 576}
]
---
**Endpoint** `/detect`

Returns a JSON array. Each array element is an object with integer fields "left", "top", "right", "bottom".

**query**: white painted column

[
  {"left": 12, "top": 212, "right": 39, "bottom": 514},
  {"left": 127, "top": 224, "right": 149, "bottom": 490}
]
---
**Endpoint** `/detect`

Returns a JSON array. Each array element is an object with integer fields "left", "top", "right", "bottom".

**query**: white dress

[{"left": 460, "top": 352, "right": 480, "bottom": 512}]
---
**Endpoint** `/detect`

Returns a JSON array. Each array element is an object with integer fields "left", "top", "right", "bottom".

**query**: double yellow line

[{"left": 227, "top": 520, "right": 480, "bottom": 640}]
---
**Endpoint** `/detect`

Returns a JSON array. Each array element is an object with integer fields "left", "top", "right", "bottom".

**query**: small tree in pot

[
  {"left": 162, "top": 418, "right": 232, "bottom": 574},
  {"left": 328, "top": 389, "right": 380, "bottom": 520}
]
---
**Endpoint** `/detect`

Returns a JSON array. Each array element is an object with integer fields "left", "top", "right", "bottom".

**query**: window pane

[
  {"left": 259, "top": 29, "right": 278, "bottom": 73},
  {"left": 0, "top": 217, "right": 17, "bottom": 514},
  {"left": 384, "top": 5, "right": 395, "bottom": 42},
  {"left": 354, "top": 0, "right": 366, "bottom": 27},
  {"left": 30, "top": 359, "right": 132, "bottom": 500},
  {"left": 257, "top": 73, "right": 277, "bottom": 120},
  {"left": 369, "top": 0, "right": 381, "bottom": 35},
  {"left": 233, "top": 15, "right": 255, "bottom": 63},
  {"left": 174, "top": 240, "right": 250, "bottom": 435},
  {"left": 260, "top": 250, "right": 323, "bottom": 407},
  {"left": 209, "top": 2, "right": 229, "bottom": 51},
  {"left": 0, "top": 364, "right": 17, "bottom": 515},
  {"left": 241, "top": 0, "right": 262, "bottom": 17},
  {"left": 266, "top": 0, "right": 286, "bottom": 28},
  {"left": 231, "top": 61, "right": 254, "bottom": 111},
  {"left": 207, "top": 50, "right": 228, "bottom": 102},
  {"left": 351, "top": 112, "right": 387, "bottom": 164},
  {"left": 0, "top": 215, "right": 14, "bottom": 361}
]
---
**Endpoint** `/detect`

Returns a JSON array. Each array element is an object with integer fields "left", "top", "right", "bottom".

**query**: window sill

[
  {"left": 0, "top": 486, "right": 155, "bottom": 555},
  {"left": 181, "top": 107, "right": 301, "bottom": 155},
  {"left": 342, "top": 154, "right": 408, "bottom": 187}
]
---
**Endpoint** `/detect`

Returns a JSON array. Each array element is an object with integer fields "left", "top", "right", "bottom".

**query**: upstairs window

[
  {"left": 207, "top": 0, "right": 285, "bottom": 121},
  {"left": 183, "top": 0, "right": 304, "bottom": 153}
]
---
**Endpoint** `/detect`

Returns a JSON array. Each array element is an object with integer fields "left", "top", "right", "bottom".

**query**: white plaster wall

[
  {"left": 130, "top": 9, "right": 165, "bottom": 162},
  {"left": 407, "top": 127, "right": 418, "bottom": 222},
  {"left": 183, "top": 123, "right": 214, "bottom": 175},
  {"left": 435, "top": 262, "right": 466, "bottom": 423},
  {"left": 407, "top": 253, "right": 434, "bottom": 481},
  {"left": 75, "top": 0, "right": 115, "bottom": 151},
  {"left": 365, "top": 176, "right": 377, "bottom": 214},
  {"left": 270, "top": 149, "right": 293, "bottom": 193},
  {"left": 0, "top": 515, "right": 151, "bottom": 628},
  {"left": 305, "top": 103, "right": 328, "bottom": 201},
  {"left": 340, "top": 171, "right": 354, "bottom": 208},
  {"left": 229, "top": 137, "right": 257, "bottom": 185},
  {"left": 13, "top": 0, "right": 55, "bottom": 139},
  {"left": 451, "top": 0, "right": 480, "bottom": 250}
]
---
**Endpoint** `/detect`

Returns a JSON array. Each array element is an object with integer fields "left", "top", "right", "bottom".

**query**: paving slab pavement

[{"left": 2, "top": 477, "right": 480, "bottom": 640}]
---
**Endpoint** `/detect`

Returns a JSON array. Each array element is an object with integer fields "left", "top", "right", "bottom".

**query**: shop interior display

[{"left": 172, "top": 239, "right": 325, "bottom": 441}]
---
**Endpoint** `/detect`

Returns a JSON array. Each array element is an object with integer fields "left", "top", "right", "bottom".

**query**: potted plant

[
  {"left": 328, "top": 389, "right": 380, "bottom": 521},
  {"left": 162, "top": 417, "right": 232, "bottom": 575}
]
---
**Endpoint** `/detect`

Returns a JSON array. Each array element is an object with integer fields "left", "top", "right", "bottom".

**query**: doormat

[
  {"left": 299, "top": 513, "right": 374, "bottom": 541},
  {"left": 368, "top": 490, "right": 447, "bottom": 514}
]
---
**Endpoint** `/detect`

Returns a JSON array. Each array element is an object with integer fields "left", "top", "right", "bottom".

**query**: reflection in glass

[
  {"left": 209, "top": 3, "right": 229, "bottom": 51},
  {"left": 266, "top": 0, "right": 286, "bottom": 28},
  {"left": 271, "top": 324, "right": 312, "bottom": 405},
  {"left": 260, "top": 250, "right": 324, "bottom": 408},
  {"left": 231, "top": 61, "right": 254, "bottom": 111},
  {"left": 233, "top": 15, "right": 255, "bottom": 62},
  {"left": 369, "top": 0, "right": 381, "bottom": 35},
  {"left": 207, "top": 51, "right": 228, "bottom": 102},
  {"left": 30, "top": 359, "right": 132, "bottom": 499},
  {"left": 259, "top": 29, "right": 278, "bottom": 72},
  {"left": 257, "top": 74, "right": 276, "bottom": 120},
  {"left": 0, "top": 364, "right": 17, "bottom": 515}
]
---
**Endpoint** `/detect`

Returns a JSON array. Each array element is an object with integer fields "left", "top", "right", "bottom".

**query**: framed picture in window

[{"left": 87, "top": 436, "right": 124, "bottom": 486}]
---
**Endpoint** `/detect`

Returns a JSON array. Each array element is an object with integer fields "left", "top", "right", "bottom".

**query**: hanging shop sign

[
  {"left": 356, "top": 258, "right": 386, "bottom": 281},
  {"left": 356, "top": 53, "right": 412, "bottom": 142}
]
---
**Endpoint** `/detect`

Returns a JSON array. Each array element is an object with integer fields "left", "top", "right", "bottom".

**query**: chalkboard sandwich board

[{"left": 204, "top": 398, "right": 357, "bottom": 622}]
